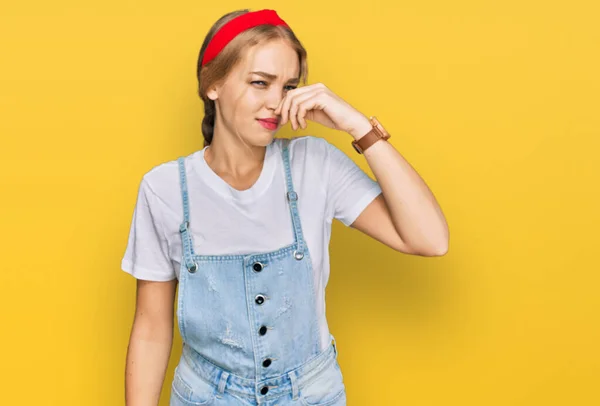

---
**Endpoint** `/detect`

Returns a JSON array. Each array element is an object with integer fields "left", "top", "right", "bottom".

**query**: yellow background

[{"left": 1, "top": 1, "right": 599, "bottom": 405}]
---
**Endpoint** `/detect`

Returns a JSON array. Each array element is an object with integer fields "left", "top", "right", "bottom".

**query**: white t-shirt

[{"left": 121, "top": 135, "right": 382, "bottom": 288}]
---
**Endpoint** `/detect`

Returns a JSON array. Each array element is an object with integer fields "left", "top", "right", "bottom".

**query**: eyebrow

[{"left": 249, "top": 71, "right": 300, "bottom": 84}]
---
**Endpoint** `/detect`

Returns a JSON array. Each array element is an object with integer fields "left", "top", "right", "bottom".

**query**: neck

[{"left": 204, "top": 120, "right": 267, "bottom": 186}]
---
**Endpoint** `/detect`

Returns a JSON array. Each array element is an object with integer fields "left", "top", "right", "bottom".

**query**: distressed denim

[{"left": 170, "top": 139, "right": 346, "bottom": 406}]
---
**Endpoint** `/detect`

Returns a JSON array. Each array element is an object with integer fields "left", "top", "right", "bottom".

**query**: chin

[{"left": 251, "top": 131, "right": 277, "bottom": 147}]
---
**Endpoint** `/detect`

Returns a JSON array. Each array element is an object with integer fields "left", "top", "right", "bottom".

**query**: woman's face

[{"left": 207, "top": 39, "right": 301, "bottom": 148}]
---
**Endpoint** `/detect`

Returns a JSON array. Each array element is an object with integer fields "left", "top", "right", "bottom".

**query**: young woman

[{"left": 122, "top": 8, "right": 448, "bottom": 406}]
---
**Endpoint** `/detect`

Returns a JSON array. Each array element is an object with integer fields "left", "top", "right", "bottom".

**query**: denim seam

[
  {"left": 191, "top": 242, "right": 297, "bottom": 262},
  {"left": 171, "top": 375, "right": 215, "bottom": 405},
  {"left": 296, "top": 352, "right": 337, "bottom": 391}
]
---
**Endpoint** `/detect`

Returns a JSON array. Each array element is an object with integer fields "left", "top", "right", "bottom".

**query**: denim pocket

[
  {"left": 299, "top": 359, "right": 346, "bottom": 406},
  {"left": 170, "top": 362, "right": 216, "bottom": 406}
]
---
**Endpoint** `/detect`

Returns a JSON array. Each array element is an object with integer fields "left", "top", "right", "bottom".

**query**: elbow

[
  {"left": 416, "top": 239, "right": 449, "bottom": 257},
  {"left": 430, "top": 238, "right": 449, "bottom": 256},
  {"left": 432, "top": 244, "right": 448, "bottom": 256},
  {"left": 429, "top": 228, "right": 449, "bottom": 256}
]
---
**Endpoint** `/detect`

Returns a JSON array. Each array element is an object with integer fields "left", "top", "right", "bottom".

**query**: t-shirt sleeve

[
  {"left": 121, "top": 176, "right": 176, "bottom": 281},
  {"left": 324, "top": 138, "right": 383, "bottom": 226}
]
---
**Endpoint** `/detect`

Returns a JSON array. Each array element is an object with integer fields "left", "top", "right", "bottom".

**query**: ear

[
  {"left": 207, "top": 86, "right": 219, "bottom": 101},
  {"left": 206, "top": 79, "right": 224, "bottom": 101}
]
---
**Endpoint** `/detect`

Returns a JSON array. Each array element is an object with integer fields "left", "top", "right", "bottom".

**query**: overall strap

[
  {"left": 177, "top": 157, "right": 198, "bottom": 273},
  {"left": 280, "top": 138, "right": 306, "bottom": 260}
]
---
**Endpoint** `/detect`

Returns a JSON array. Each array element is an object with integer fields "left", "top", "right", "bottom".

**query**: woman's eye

[{"left": 251, "top": 81, "right": 297, "bottom": 91}]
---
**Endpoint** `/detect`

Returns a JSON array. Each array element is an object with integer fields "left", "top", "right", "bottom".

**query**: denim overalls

[{"left": 170, "top": 138, "right": 347, "bottom": 406}]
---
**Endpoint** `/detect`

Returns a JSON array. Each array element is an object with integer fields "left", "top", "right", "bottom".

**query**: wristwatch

[{"left": 351, "top": 116, "right": 391, "bottom": 154}]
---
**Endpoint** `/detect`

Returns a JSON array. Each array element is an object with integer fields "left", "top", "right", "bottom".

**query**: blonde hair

[{"left": 197, "top": 9, "right": 308, "bottom": 147}]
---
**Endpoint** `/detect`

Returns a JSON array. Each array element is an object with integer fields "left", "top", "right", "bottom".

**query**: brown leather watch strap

[
  {"left": 352, "top": 128, "right": 381, "bottom": 154},
  {"left": 351, "top": 116, "right": 391, "bottom": 154}
]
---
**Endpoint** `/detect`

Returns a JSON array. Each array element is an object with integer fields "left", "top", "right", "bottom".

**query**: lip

[
  {"left": 257, "top": 119, "right": 278, "bottom": 130},
  {"left": 257, "top": 118, "right": 279, "bottom": 124}
]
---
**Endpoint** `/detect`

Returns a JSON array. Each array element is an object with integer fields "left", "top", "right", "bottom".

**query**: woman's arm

[
  {"left": 125, "top": 278, "right": 177, "bottom": 406},
  {"left": 347, "top": 116, "right": 449, "bottom": 257},
  {"left": 274, "top": 83, "right": 449, "bottom": 256}
]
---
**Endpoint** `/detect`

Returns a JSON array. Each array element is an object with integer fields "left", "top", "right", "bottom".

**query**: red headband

[{"left": 201, "top": 9, "right": 290, "bottom": 67}]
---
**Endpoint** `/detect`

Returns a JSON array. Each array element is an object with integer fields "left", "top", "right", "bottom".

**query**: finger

[
  {"left": 290, "top": 91, "right": 316, "bottom": 130},
  {"left": 275, "top": 98, "right": 286, "bottom": 120},
  {"left": 278, "top": 85, "right": 316, "bottom": 125}
]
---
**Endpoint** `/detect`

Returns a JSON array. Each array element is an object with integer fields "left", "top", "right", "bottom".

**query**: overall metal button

[
  {"left": 262, "top": 358, "right": 272, "bottom": 367},
  {"left": 255, "top": 294, "right": 265, "bottom": 305},
  {"left": 188, "top": 262, "right": 198, "bottom": 273},
  {"left": 259, "top": 325, "right": 268, "bottom": 335},
  {"left": 252, "top": 262, "right": 264, "bottom": 272},
  {"left": 260, "top": 386, "right": 269, "bottom": 395},
  {"left": 293, "top": 250, "right": 304, "bottom": 260}
]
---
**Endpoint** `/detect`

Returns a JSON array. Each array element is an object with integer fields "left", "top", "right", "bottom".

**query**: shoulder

[{"left": 137, "top": 151, "right": 201, "bottom": 203}]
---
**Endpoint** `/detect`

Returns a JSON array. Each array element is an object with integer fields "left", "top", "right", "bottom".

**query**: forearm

[
  {"left": 125, "top": 321, "right": 173, "bottom": 406},
  {"left": 348, "top": 115, "right": 449, "bottom": 254}
]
